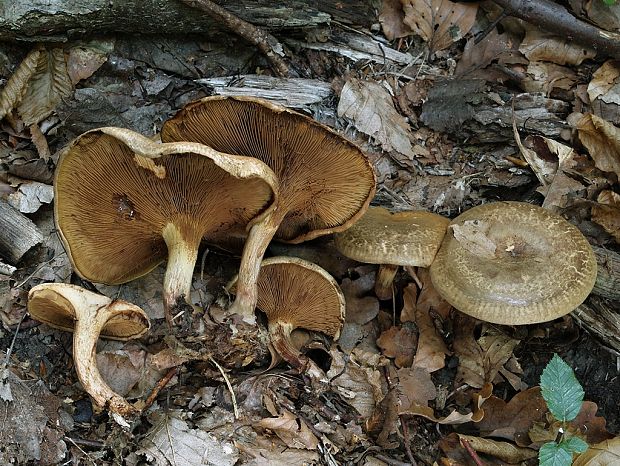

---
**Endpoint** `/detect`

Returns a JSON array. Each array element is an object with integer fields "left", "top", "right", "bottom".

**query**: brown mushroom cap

[
  {"left": 28, "top": 283, "right": 149, "bottom": 339},
  {"left": 55, "top": 127, "right": 278, "bottom": 316},
  {"left": 229, "top": 256, "right": 346, "bottom": 338},
  {"left": 28, "top": 283, "right": 150, "bottom": 417},
  {"left": 334, "top": 206, "right": 450, "bottom": 267},
  {"left": 429, "top": 201, "right": 597, "bottom": 325},
  {"left": 161, "top": 96, "right": 374, "bottom": 320},
  {"left": 161, "top": 95, "right": 375, "bottom": 243}
]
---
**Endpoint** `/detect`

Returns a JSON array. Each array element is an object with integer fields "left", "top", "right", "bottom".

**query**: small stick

[
  {"left": 209, "top": 356, "right": 239, "bottom": 419},
  {"left": 181, "top": 0, "right": 289, "bottom": 77},
  {"left": 400, "top": 417, "right": 418, "bottom": 466},
  {"left": 460, "top": 437, "right": 486, "bottom": 466},
  {"left": 143, "top": 367, "right": 178, "bottom": 411},
  {"left": 3, "top": 312, "right": 27, "bottom": 369}
]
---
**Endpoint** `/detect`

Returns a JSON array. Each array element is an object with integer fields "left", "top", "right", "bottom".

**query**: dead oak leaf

[
  {"left": 592, "top": 190, "right": 620, "bottom": 242},
  {"left": 401, "top": 0, "right": 478, "bottom": 53},
  {"left": 379, "top": 0, "right": 412, "bottom": 41},
  {"left": 396, "top": 366, "right": 437, "bottom": 411},
  {"left": 376, "top": 324, "right": 417, "bottom": 368},
  {"left": 574, "top": 112, "right": 620, "bottom": 178},
  {"left": 256, "top": 409, "right": 319, "bottom": 450},
  {"left": 573, "top": 436, "right": 620, "bottom": 466}
]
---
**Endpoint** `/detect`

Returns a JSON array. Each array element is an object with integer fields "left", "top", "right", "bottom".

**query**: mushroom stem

[
  {"left": 73, "top": 301, "right": 139, "bottom": 417},
  {"left": 375, "top": 264, "right": 400, "bottom": 300},
  {"left": 268, "top": 320, "right": 325, "bottom": 381},
  {"left": 228, "top": 213, "right": 281, "bottom": 323},
  {"left": 162, "top": 223, "right": 200, "bottom": 321}
]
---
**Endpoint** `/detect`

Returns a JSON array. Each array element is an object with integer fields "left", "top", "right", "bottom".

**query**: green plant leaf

[
  {"left": 539, "top": 441, "right": 573, "bottom": 466},
  {"left": 603, "top": 0, "right": 616, "bottom": 6},
  {"left": 561, "top": 436, "right": 589, "bottom": 454},
  {"left": 540, "top": 354, "right": 584, "bottom": 422}
]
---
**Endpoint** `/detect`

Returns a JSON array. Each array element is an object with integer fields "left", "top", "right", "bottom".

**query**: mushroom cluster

[
  {"left": 335, "top": 201, "right": 597, "bottom": 326},
  {"left": 27, "top": 97, "right": 375, "bottom": 417}
]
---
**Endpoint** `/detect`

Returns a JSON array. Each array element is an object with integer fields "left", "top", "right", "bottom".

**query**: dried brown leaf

[
  {"left": 256, "top": 409, "right": 319, "bottom": 450},
  {"left": 7, "top": 180, "right": 53, "bottom": 214},
  {"left": 410, "top": 273, "right": 451, "bottom": 372},
  {"left": 572, "top": 401, "right": 614, "bottom": 445},
  {"left": 519, "top": 28, "right": 596, "bottom": 65},
  {"left": 401, "top": 0, "right": 478, "bottom": 53},
  {"left": 397, "top": 366, "right": 437, "bottom": 411},
  {"left": 97, "top": 345, "right": 146, "bottom": 396},
  {"left": 574, "top": 113, "right": 620, "bottom": 178},
  {"left": 338, "top": 78, "right": 415, "bottom": 159},
  {"left": 18, "top": 48, "right": 73, "bottom": 126},
  {"left": 456, "top": 29, "right": 522, "bottom": 77},
  {"left": 450, "top": 221, "right": 497, "bottom": 259},
  {"left": 453, "top": 315, "right": 520, "bottom": 388},
  {"left": 236, "top": 435, "right": 319, "bottom": 465},
  {"left": 591, "top": 190, "right": 620, "bottom": 242},
  {"left": 379, "top": 0, "right": 412, "bottom": 41},
  {"left": 573, "top": 436, "right": 620, "bottom": 466},
  {"left": 66, "top": 43, "right": 110, "bottom": 85},
  {"left": 341, "top": 272, "right": 380, "bottom": 325},
  {"left": 376, "top": 324, "right": 417, "bottom": 368},
  {"left": 588, "top": 60, "right": 620, "bottom": 105},
  {"left": 522, "top": 62, "right": 577, "bottom": 95},
  {"left": 0, "top": 46, "right": 43, "bottom": 122},
  {"left": 457, "top": 434, "right": 538, "bottom": 463},
  {"left": 28, "top": 123, "right": 51, "bottom": 160}
]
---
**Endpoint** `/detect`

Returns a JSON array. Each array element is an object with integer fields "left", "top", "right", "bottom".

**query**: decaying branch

[
  {"left": 0, "top": 199, "right": 43, "bottom": 264},
  {"left": 492, "top": 0, "right": 620, "bottom": 58},
  {"left": 181, "top": 0, "right": 290, "bottom": 77},
  {"left": 572, "top": 296, "right": 620, "bottom": 354}
]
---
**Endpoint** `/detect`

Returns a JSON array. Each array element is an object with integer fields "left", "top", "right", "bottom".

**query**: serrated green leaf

[
  {"left": 539, "top": 442, "right": 573, "bottom": 466},
  {"left": 540, "top": 354, "right": 584, "bottom": 422},
  {"left": 561, "top": 436, "right": 589, "bottom": 454}
]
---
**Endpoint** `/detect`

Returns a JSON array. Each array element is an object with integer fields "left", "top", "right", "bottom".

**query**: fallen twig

[
  {"left": 492, "top": 0, "right": 620, "bottom": 58},
  {"left": 460, "top": 437, "right": 486, "bottom": 466},
  {"left": 180, "top": 0, "right": 290, "bottom": 77},
  {"left": 209, "top": 356, "right": 240, "bottom": 419},
  {"left": 143, "top": 367, "right": 178, "bottom": 411}
]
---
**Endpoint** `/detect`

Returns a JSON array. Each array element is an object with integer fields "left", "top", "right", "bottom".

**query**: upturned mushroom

[
  {"left": 334, "top": 206, "right": 450, "bottom": 300},
  {"left": 227, "top": 256, "right": 345, "bottom": 378},
  {"left": 161, "top": 96, "right": 375, "bottom": 322},
  {"left": 54, "top": 127, "right": 278, "bottom": 322},
  {"left": 27, "top": 283, "right": 150, "bottom": 418},
  {"left": 429, "top": 201, "right": 597, "bottom": 325}
]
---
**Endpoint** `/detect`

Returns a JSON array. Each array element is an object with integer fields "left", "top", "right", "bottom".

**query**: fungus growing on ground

[
  {"left": 227, "top": 256, "right": 345, "bottom": 378},
  {"left": 54, "top": 127, "right": 278, "bottom": 322},
  {"left": 429, "top": 201, "right": 597, "bottom": 325},
  {"left": 334, "top": 206, "right": 450, "bottom": 300},
  {"left": 161, "top": 96, "right": 375, "bottom": 322},
  {"left": 27, "top": 283, "right": 149, "bottom": 418}
]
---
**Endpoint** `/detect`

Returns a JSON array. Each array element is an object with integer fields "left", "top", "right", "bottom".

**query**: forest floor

[{"left": 0, "top": 1, "right": 619, "bottom": 465}]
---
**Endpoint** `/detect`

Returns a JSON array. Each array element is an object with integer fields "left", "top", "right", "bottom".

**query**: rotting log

[
  {"left": 0, "top": 0, "right": 375, "bottom": 41},
  {"left": 0, "top": 199, "right": 43, "bottom": 264},
  {"left": 592, "top": 246, "right": 620, "bottom": 301},
  {"left": 572, "top": 296, "right": 620, "bottom": 354}
]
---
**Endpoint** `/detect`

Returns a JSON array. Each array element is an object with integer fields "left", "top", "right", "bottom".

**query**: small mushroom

[
  {"left": 161, "top": 96, "right": 375, "bottom": 322},
  {"left": 54, "top": 127, "right": 278, "bottom": 322},
  {"left": 429, "top": 201, "right": 598, "bottom": 325},
  {"left": 27, "top": 283, "right": 150, "bottom": 418},
  {"left": 334, "top": 206, "right": 450, "bottom": 299},
  {"left": 227, "top": 256, "right": 345, "bottom": 378}
]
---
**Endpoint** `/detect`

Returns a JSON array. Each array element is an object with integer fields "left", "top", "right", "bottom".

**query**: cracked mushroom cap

[
  {"left": 429, "top": 201, "right": 597, "bottom": 325},
  {"left": 161, "top": 95, "right": 376, "bottom": 242},
  {"left": 334, "top": 206, "right": 450, "bottom": 267},
  {"left": 54, "top": 127, "right": 278, "bottom": 312},
  {"left": 229, "top": 256, "right": 346, "bottom": 338},
  {"left": 27, "top": 283, "right": 149, "bottom": 339}
]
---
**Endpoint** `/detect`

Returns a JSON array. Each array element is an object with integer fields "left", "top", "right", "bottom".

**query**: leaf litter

[{"left": 0, "top": 1, "right": 619, "bottom": 464}]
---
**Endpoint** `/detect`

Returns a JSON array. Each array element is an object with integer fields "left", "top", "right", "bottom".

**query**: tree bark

[
  {"left": 0, "top": 199, "right": 43, "bottom": 264},
  {"left": 572, "top": 296, "right": 620, "bottom": 354},
  {"left": 0, "top": 0, "right": 375, "bottom": 41}
]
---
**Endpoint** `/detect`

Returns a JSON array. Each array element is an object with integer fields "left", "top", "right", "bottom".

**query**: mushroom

[
  {"left": 334, "top": 206, "right": 450, "bottom": 300},
  {"left": 161, "top": 96, "right": 375, "bottom": 322},
  {"left": 227, "top": 256, "right": 345, "bottom": 378},
  {"left": 27, "top": 283, "right": 150, "bottom": 418},
  {"left": 429, "top": 201, "right": 598, "bottom": 325},
  {"left": 54, "top": 127, "right": 278, "bottom": 322}
]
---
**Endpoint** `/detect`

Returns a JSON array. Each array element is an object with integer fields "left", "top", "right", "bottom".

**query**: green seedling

[{"left": 538, "top": 354, "right": 589, "bottom": 466}]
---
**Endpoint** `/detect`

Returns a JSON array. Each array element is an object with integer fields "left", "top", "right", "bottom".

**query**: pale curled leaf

[
  {"left": 457, "top": 434, "right": 538, "bottom": 463},
  {"left": 0, "top": 46, "right": 43, "bottom": 122},
  {"left": 137, "top": 413, "right": 239, "bottom": 466},
  {"left": 337, "top": 78, "right": 415, "bottom": 159},
  {"left": 7, "top": 180, "right": 53, "bottom": 214},
  {"left": 574, "top": 113, "right": 620, "bottom": 178},
  {"left": 401, "top": 0, "right": 478, "bottom": 52},
  {"left": 256, "top": 408, "right": 319, "bottom": 450},
  {"left": 588, "top": 60, "right": 620, "bottom": 105},
  {"left": 573, "top": 437, "right": 620, "bottom": 465},
  {"left": 519, "top": 28, "right": 596, "bottom": 66},
  {"left": 18, "top": 48, "right": 73, "bottom": 126}
]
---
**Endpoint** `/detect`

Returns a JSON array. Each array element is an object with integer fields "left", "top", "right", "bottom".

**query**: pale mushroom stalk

[
  {"left": 161, "top": 223, "right": 201, "bottom": 318},
  {"left": 27, "top": 283, "right": 150, "bottom": 419},
  {"left": 228, "top": 212, "right": 280, "bottom": 322},
  {"left": 375, "top": 264, "right": 400, "bottom": 300},
  {"left": 73, "top": 302, "right": 140, "bottom": 416}
]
